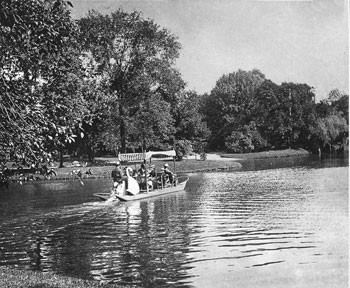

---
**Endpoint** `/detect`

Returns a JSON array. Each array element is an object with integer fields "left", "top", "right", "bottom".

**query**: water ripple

[{"left": 0, "top": 164, "right": 348, "bottom": 287}]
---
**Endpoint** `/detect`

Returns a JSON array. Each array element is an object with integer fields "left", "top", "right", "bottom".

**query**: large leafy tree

[
  {"left": 328, "top": 89, "right": 349, "bottom": 123},
  {"left": 175, "top": 91, "right": 211, "bottom": 142},
  {"left": 313, "top": 114, "right": 348, "bottom": 152},
  {"left": 280, "top": 82, "right": 316, "bottom": 149},
  {"left": 202, "top": 69, "right": 265, "bottom": 149},
  {"left": 253, "top": 80, "right": 286, "bottom": 148},
  {"left": 312, "top": 90, "right": 349, "bottom": 152},
  {"left": 77, "top": 10, "right": 185, "bottom": 152},
  {"left": 252, "top": 81, "right": 317, "bottom": 150},
  {"left": 131, "top": 94, "right": 175, "bottom": 150},
  {"left": 203, "top": 68, "right": 320, "bottom": 152},
  {"left": 0, "top": 0, "right": 88, "bottom": 183}
]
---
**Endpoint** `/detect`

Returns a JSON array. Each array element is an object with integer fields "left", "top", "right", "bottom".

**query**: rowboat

[
  {"left": 94, "top": 193, "right": 114, "bottom": 201},
  {"left": 116, "top": 176, "right": 188, "bottom": 201},
  {"left": 94, "top": 150, "right": 189, "bottom": 202},
  {"left": 94, "top": 177, "right": 188, "bottom": 202}
]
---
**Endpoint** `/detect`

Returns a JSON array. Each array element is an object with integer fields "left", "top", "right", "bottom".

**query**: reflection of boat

[{"left": 116, "top": 176, "right": 189, "bottom": 202}]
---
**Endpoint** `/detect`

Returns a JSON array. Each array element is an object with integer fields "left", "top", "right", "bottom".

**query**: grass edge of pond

[{"left": 0, "top": 266, "right": 134, "bottom": 288}]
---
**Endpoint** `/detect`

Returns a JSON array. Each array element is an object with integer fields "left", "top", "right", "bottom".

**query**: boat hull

[
  {"left": 116, "top": 177, "right": 189, "bottom": 202},
  {"left": 94, "top": 192, "right": 116, "bottom": 201}
]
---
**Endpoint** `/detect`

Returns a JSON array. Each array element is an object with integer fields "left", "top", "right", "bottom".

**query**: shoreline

[
  {"left": 55, "top": 148, "right": 310, "bottom": 177},
  {"left": 6, "top": 149, "right": 312, "bottom": 183},
  {"left": 0, "top": 266, "right": 130, "bottom": 288},
  {"left": 219, "top": 148, "right": 311, "bottom": 160}
]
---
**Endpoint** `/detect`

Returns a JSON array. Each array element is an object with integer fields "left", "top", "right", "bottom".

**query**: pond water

[{"left": 0, "top": 155, "right": 348, "bottom": 287}]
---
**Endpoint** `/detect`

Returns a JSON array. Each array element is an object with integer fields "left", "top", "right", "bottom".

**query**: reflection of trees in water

[
  {"left": 25, "top": 213, "right": 98, "bottom": 279},
  {"left": 87, "top": 196, "right": 193, "bottom": 287}
]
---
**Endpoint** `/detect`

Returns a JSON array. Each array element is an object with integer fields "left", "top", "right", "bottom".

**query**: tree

[
  {"left": 175, "top": 91, "right": 211, "bottom": 142},
  {"left": 329, "top": 90, "right": 349, "bottom": 124},
  {"left": 252, "top": 79, "right": 285, "bottom": 149},
  {"left": 0, "top": 0, "right": 85, "bottom": 183},
  {"left": 77, "top": 10, "right": 184, "bottom": 152},
  {"left": 202, "top": 69, "right": 265, "bottom": 149},
  {"left": 313, "top": 114, "right": 348, "bottom": 151},
  {"left": 251, "top": 81, "right": 317, "bottom": 150},
  {"left": 130, "top": 94, "right": 175, "bottom": 150},
  {"left": 280, "top": 82, "right": 316, "bottom": 149},
  {"left": 312, "top": 90, "right": 349, "bottom": 152}
]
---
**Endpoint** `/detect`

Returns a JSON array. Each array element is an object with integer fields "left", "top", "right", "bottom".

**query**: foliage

[
  {"left": 202, "top": 68, "right": 326, "bottom": 153},
  {"left": 225, "top": 131, "right": 254, "bottom": 153},
  {"left": 130, "top": 94, "right": 175, "bottom": 150},
  {"left": 0, "top": 0, "right": 85, "bottom": 183},
  {"left": 1, "top": 0, "right": 348, "bottom": 189},
  {"left": 312, "top": 90, "right": 349, "bottom": 152},
  {"left": 280, "top": 82, "right": 317, "bottom": 149},
  {"left": 202, "top": 69, "right": 265, "bottom": 149},
  {"left": 225, "top": 122, "right": 267, "bottom": 153},
  {"left": 174, "top": 140, "right": 193, "bottom": 161},
  {"left": 77, "top": 10, "right": 184, "bottom": 152},
  {"left": 175, "top": 90, "right": 211, "bottom": 142},
  {"left": 252, "top": 80, "right": 287, "bottom": 148},
  {"left": 313, "top": 113, "right": 348, "bottom": 151},
  {"left": 329, "top": 90, "right": 348, "bottom": 123}
]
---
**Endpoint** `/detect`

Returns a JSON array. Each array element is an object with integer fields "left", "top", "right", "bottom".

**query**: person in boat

[
  {"left": 157, "top": 167, "right": 166, "bottom": 188},
  {"left": 163, "top": 163, "right": 174, "bottom": 185},
  {"left": 148, "top": 164, "right": 157, "bottom": 189},
  {"left": 137, "top": 163, "right": 146, "bottom": 178},
  {"left": 148, "top": 164, "right": 156, "bottom": 178},
  {"left": 111, "top": 161, "right": 127, "bottom": 188},
  {"left": 137, "top": 163, "right": 146, "bottom": 189}
]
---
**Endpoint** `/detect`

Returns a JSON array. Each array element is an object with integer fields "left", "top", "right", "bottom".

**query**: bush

[
  {"left": 174, "top": 140, "right": 193, "bottom": 160},
  {"left": 225, "top": 122, "right": 269, "bottom": 153},
  {"left": 250, "top": 129, "right": 269, "bottom": 151},
  {"left": 225, "top": 131, "right": 254, "bottom": 153}
]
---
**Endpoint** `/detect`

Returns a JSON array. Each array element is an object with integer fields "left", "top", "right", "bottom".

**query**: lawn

[
  {"left": 220, "top": 148, "right": 310, "bottom": 159},
  {"left": 51, "top": 158, "right": 243, "bottom": 181}
]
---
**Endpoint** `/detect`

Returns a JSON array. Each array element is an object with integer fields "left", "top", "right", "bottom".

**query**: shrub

[
  {"left": 174, "top": 140, "right": 193, "bottom": 160},
  {"left": 225, "top": 131, "right": 254, "bottom": 153}
]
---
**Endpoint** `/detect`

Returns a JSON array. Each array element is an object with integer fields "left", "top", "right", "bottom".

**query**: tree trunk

[
  {"left": 120, "top": 120, "right": 126, "bottom": 152},
  {"left": 88, "top": 146, "right": 94, "bottom": 162},
  {"left": 59, "top": 148, "right": 64, "bottom": 168},
  {"left": 119, "top": 104, "right": 126, "bottom": 152}
]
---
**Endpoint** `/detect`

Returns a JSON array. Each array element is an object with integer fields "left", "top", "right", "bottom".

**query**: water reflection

[{"left": 0, "top": 156, "right": 348, "bottom": 287}]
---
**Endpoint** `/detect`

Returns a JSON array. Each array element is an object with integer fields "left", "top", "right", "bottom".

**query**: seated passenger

[
  {"left": 163, "top": 163, "right": 174, "bottom": 185},
  {"left": 148, "top": 164, "right": 156, "bottom": 178},
  {"left": 137, "top": 163, "right": 152, "bottom": 190},
  {"left": 148, "top": 164, "right": 156, "bottom": 189},
  {"left": 137, "top": 164, "right": 146, "bottom": 179},
  {"left": 111, "top": 161, "right": 125, "bottom": 187},
  {"left": 111, "top": 161, "right": 128, "bottom": 195}
]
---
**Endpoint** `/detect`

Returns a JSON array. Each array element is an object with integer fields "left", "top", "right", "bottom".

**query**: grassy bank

[
  {"left": 220, "top": 148, "right": 310, "bottom": 159},
  {"left": 49, "top": 159, "right": 243, "bottom": 180},
  {"left": 0, "top": 267, "right": 132, "bottom": 288},
  {"left": 10, "top": 149, "right": 310, "bottom": 182}
]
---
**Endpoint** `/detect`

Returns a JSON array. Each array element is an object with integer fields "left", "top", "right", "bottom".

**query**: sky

[{"left": 70, "top": 0, "right": 349, "bottom": 101}]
